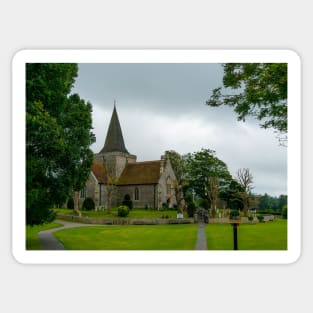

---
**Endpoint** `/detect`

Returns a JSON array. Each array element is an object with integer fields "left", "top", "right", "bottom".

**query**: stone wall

[
  {"left": 158, "top": 160, "right": 177, "bottom": 208},
  {"left": 94, "top": 151, "right": 137, "bottom": 181},
  {"left": 117, "top": 184, "right": 157, "bottom": 208}
]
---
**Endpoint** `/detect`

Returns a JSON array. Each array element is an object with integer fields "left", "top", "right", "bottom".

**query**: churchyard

[{"left": 26, "top": 215, "right": 287, "bottom": 250}]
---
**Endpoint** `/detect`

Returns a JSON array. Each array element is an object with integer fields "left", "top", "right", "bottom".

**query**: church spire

[{"left": 99, "top": 103, "right": 129, "bottom": 154}]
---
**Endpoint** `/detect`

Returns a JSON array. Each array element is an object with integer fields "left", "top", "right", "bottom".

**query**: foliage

[
  {"left": 199, "top": 198, "right": 210, "bottom": 210},
  {"left": 219, "top": 179, "right": 244, "bottom": 211},
  {"left": 257, "top": 215, "right": 264, "bottom": 222},
  {"left": 207, "top": 63, "right": 287, "bottom": 143},
  {"left": 185, "top": 149, "right": 232, "bottom": 215},
  {"left": 230, "top": 210, "right": 240, "bottom": 218},
  {"left": 117, "top": 205, "right": 130, "bottom": 217},
  {"left": 82, "top": 197, "right": 95, "bottom": 211},
  {"left": 122, "top": 194, "right": 133, "bottom": 210},
  {"left": 257, "top": 193, "right": 287, "bottom": 212},
  {"left": 186, "top": 201, "right": 196, "bottom": 217},
  {"left": 26, "top": 63, "right": 95, "bottom": 225},
  {"left": 281, "top": 205, "right": 288, "bottom": 219},
  {"left": 67, "top": 198, "right": 74, "bottom": 210}
]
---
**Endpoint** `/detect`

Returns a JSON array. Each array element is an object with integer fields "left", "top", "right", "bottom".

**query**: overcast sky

[{"left": 71, "top": 63, "right": 287, "bottom": 197}]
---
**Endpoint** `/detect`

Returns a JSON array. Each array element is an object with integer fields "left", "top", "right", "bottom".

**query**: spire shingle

[{"left": 99, "top": 105, "right": 129, "bottom": 154}]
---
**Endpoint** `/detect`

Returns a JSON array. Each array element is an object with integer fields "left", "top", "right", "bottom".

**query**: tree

[
  {"left": 219, "top": 179, "right": 244, "bottom": 211},
  {"left": 185, "top": 149, "right": 232, "bottom": 216},
  {"left": 236, "top": 168, "right": 254, "bottom": 216},
  {"left": 207, "top": 63, "right": 287, "bottom": 144},
  {"left": 26, "top": 64, "right": 95, "bottom": 225}
]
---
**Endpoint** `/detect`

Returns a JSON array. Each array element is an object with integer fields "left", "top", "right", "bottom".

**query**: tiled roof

[
  {"left": 117, "top": 161, "right": 162, "bottom": 185},
  {"left": 91, "top": 161, "right": 107, "bottom": 183}
]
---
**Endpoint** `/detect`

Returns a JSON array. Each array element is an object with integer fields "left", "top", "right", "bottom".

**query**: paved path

[
  {"left": 194, "top": 222, "right": 208, "bottom": 250},
  {"left": 38, "top": 220, "right": 98, "bottom": 250}
]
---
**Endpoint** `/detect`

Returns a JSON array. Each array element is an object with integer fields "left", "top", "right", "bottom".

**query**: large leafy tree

[
  {"left": 185, "top": 149, "right": 232, "bottom": 216},
  {"left": 26, "top": 64, "right": 95, "bottom": 225},
  {"left": 207, "top": 63, "right": 287, "bottom": 144}
]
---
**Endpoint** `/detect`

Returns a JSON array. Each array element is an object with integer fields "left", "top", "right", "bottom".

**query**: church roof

[
  {"left": 99, "top": 105, "right": 129, "bottom": 154},
  {"left": 117, "top": 161, "right": 162, "bottom": 185},
  {"left": 91, "top": 161, "right": 107, "bottom": 183}
]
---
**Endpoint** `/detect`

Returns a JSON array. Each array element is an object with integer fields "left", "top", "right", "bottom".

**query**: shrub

[
  {"left": 187, "top": 202, "right": 196, "bottom": 217},
  {"left": 82, "top": 197, "right": 95, "bottom": 211},
  {"left": 117, "top": 205, "right": 130, "bottom": 217},
  {"left": 162, "top": 202, "right": 169, "bottom": 210},
  {"left": 122, "top": 194, "right": 133, "bottom": 210},
  {"left": 248, "top": 215, "right": 254, "bottom": 222},
  {"left": 281, "top": 205, "right": 287, "bottom": 219},
  {"left": 67, "top": 198, "right": 74, "bottom": 210},
  {"left": 230, "top": 210, "right": 240, "bottom": 219},
  {"left": 257, "top": 215, "right": 264, "bottom": 222},
  {"left": 199, "top": 198, "right": 210, "bottom": 210}
]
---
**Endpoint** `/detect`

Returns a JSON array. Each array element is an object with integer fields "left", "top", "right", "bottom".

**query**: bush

[
  {"left": 162, "top": 202, "right": 169, "bottom": 210},
  {"left": 187, "top": 202, "right": 196, "bottom": 217},
  {"left": 67, "top": 198, "right": 74, "bottom": 210},
  {"left": 122, "top": 194, "right": 133, "bottom": 210},
  {"left": 199, "top": 198, "right": 210, "bottom": 210},
  {"left": 82, "top": 197, "right": 95, "bottom": 211},
  {"left": 230, "top": 210, "right": 240, "bottom": 219},
  {"left": 117, "top": 205, "right": 130, "bottom": 217},
  {"left": 281, "top": 205, "right": 287, "bottom": 219},
  {"left": 257, "top": 215, "right": 264, "bottom": 222}
]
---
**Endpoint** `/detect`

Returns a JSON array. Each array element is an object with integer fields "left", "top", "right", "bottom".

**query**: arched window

[{"left": 134, "top": 187, "right": 139, "bottom": 201}]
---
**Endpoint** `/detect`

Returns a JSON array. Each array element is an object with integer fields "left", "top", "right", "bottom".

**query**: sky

[{"left": 71, "top": 63, "right": 287, "bottom": 197}]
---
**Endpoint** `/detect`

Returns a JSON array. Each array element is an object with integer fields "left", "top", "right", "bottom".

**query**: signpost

[{"left": 230, "top": 222, "right": 240, "bottom": 250}]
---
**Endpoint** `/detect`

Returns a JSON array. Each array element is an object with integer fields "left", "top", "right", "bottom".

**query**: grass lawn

[
  {"left": 206, "top": 219, "right": 287, "bottom": 250},
  {"left": 26, "top": 222, "right": 63, "bottom": 250},
  {"left": 55, "top": 208, "right": 179, "bottom": 219},
  {"left": 54, "top": 224, "right": 198, "bottom": 250}
]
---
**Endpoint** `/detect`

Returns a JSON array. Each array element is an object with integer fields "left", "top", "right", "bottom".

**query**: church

[{"left": 78, "top": 105, "right": 178, "bottom": 210}]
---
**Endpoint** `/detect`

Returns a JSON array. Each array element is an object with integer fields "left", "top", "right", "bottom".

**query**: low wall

[{"left": 56, "top": 214, "right": 193, "bottom": 225}]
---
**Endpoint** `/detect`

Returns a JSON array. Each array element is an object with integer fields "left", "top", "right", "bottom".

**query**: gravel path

[
  {"left": 38, "top": 220, "right": 98, "bottom": 250},
  {"left": 194, "top": 222, "right": 208, "bottom": 250}
]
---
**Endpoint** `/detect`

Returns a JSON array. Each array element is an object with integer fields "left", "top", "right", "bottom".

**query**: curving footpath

[{"left": 38, "top": 220, "right": 98, "bottom": 250}]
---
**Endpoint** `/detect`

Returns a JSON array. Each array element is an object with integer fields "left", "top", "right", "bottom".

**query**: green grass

[
  {"left": 54, "top": 224, "right": 198, "bottom": 250},
  {"left": 26, "top": 222, "right": 63, "bottom": 250},
  {"left": 55, "top": 208, "right": 179, "bottom": 219},
  {"left": 206, "top": 219, "right": 287, "bottom": 250}
]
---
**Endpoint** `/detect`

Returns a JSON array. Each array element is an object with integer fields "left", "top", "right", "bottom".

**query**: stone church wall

[
  {"left": 117, "top": 184, "right": 157, "bottom": 209},
  {"left": 158, "top": 161, "right": 177, "bottom": 208}
]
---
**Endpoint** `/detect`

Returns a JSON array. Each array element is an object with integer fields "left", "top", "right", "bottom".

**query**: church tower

[{"left": 94, "top": 103, "right": 137, "bottom": 181}]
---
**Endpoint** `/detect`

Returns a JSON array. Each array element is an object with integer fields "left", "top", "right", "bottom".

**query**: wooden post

[{"left": 231, "top": 222, "right": 239, "bottom": 250}]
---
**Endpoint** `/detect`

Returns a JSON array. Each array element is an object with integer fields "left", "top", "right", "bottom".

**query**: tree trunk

[{"left": 73, "top": 191, "right": 81, "bottom": 217}]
